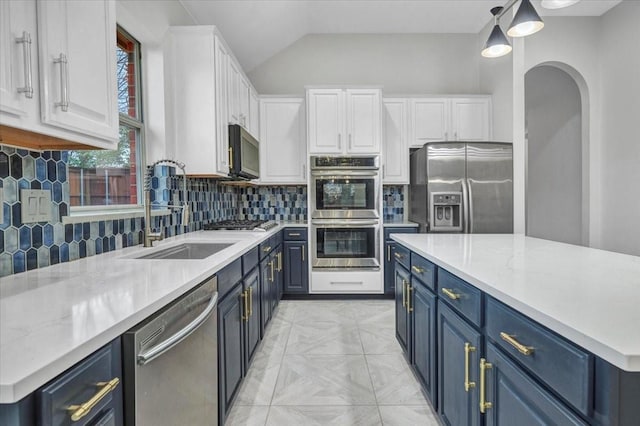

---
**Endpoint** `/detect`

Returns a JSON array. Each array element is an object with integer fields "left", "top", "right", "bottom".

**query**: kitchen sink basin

[{"left": 133, "top": 242, "right": 234, "bottom": 260}]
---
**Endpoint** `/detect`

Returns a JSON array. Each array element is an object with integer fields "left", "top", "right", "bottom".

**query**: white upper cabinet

[
  {"left": 238, "top": 75, "right": 251, "bottom": 130},
  {"left": 37, "top": 0, "right": 118, "bottom": 142},
  {"left": 164, "top": 26, "right": 230, "bottom": 176},
  {"left": 227, "top": 60, "right": 241, "bottom": 126},
  {"left": 0, "top": 0, "right": 36, "bottom": 119},
  {"left": 307, "top": 88, "right": 381, "bottom": 155},
  {"left": 249, "top": 88, "right": 259, "bottom": 137},
  {"left": 259, "top": 97, "right": 306, "bottom": 184},
  {"left": 382, "top": 99, "right": 409, "bottom": 184},
  {"left": 409, "top": 98, "right": 449, "bottom": 146},
  {"left": 451, "top": 97, "right": 491, "bottom": 142},
  {"left": 0, "top": 0, "right": 117, "bottom": 150},
  {"left": 408, "top": 96, "right": 492, "bottom": 147}
]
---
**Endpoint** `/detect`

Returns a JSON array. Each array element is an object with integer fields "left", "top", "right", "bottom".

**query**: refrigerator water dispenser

[{"left": 430, "top": 192, "right": 462, "bottom": 232}]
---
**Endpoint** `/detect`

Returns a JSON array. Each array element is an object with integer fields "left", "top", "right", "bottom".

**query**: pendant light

[
  {"left": 541, "top": 0, "right": 581, "bottom": 9},
  {"left": 507, "top": 0, "right": 544, "bottom": 37},
  {"left": 482, "top": 7, "right": 512, "bottom": 58}
]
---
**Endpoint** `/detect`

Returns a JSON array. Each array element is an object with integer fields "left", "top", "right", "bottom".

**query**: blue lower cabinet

[
  {"left": 484, "top": 342, "right": 587, "bottom": 426},
  {"left": 218, "top": 284, "right": 244, "bottom": 424},
  {"left": 411, "top": 278, "right": 437, "bottom": 408},
  {"left": 438, "top": 300, "right": 481, "bottom": 426},
  {"left": 384, "top": 241, "right": 396, "bottom": 296},
  {"left": 395, "top": 262, "right": 411, "bottom": 358},
  {"left": 283, "top": 241, "right": 308, "bottom": 294},
  {"left": 260, "top": 256, "right": 273, "bottom": 337},
  {"left": 39, "top": 338, "right": 123, "bottom": 426},
  {"left": 243, "top": 268, "right": 261, "bottom": 372}
]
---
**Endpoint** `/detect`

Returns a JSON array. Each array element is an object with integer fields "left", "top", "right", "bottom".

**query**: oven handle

[
  {"left": 311, "top": 170, "right": 379, "bottom": 177},
  {"left": 311, "top": 219, "right": 380, "bottom": 227},
  {"left": 137, "top": 292, "right": 218, "bottom": 366}
]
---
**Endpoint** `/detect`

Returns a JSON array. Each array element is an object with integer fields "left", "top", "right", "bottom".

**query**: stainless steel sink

[{"left": 134, "top": 242, "right": 234, "bottom": 260}]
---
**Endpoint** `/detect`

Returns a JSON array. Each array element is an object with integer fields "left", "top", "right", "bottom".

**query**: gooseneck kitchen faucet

[{"left": 143, "top": 159, "right": 190, "bottom": 247}]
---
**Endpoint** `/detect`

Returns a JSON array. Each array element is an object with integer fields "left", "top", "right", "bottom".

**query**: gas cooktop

[{"left": 203, "top": 219, "right": 277, "bottom": 231}]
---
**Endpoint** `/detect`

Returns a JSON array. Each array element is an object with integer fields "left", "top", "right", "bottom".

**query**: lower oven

[{"left": 311, "top": 219, "right": 380, "bottom": 270}]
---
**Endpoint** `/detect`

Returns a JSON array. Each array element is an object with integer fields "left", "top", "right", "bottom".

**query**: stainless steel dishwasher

[{"left": 123, "top": 276, "right": 218, "bottom": 425}]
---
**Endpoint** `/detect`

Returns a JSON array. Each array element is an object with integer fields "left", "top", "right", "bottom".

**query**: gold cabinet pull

[
  {"left": 67, "top": 377, "right": 120, "bottom": 422},
  {"left": 288, "top": 232, "right": 301, "bottom": 236},
  {"left": 407, "top": 284, "right": 413, "bottom": 312},
  {"left": 263, "top": 246, "right": 271, "bottom": 253},
  {"left": 500, "top": 332, "right": 534, "bottom": 356},
  {"left": 249, "top": 286, "right": 253, "bottom": 316},
  {"left": 241, "top": 290, "right": 249, "bottom": 322},
  {"left": 301, "top": 245, "right": 305, "bottom": 262},
  {"left": 480, "top": 358, "right": 493, "bottom": 413},
  {"left": 402, "top": 279, "right": 406, "bottom": 307},
  {"left": 441, "top": 288, "right": 461, "bottom": 300},
  {"left": 464, "top": 342, "right": 476, "bottom": 392},
  {"left": 228, "top": 146, "right": 233, "bottom": 169},
  {"left": 269, "top": 261, "right": 274, "bottom": 282},
  {"left": 412, "top": 265, "right": 425, "bottom": 274},
  {"left": 394, "top": 252, "right": 405, "bottom": 260},
  {"left": 277, "top": 252, "right": 282, "bottom": 271}
]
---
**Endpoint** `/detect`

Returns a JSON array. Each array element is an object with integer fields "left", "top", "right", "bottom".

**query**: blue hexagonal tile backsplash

[{"left": 0, "top": 145, "right": 406, "bottom": 278}]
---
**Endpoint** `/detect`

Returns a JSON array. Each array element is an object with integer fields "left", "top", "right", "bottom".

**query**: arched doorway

[{"left": 524, "top": 64, "right": 588, "bottom": 246}]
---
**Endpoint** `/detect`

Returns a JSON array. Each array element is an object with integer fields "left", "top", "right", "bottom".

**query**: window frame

[{"left": 68, "top": 24, "right": 146, "bottom": 216}]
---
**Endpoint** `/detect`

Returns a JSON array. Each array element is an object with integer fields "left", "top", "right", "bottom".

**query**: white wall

[
  {"left": 599, "top": 0, "right": 640, "bottom": 256},
  {"left": 248, "top": 34, "right": 482, "bottom": 95},
  {"left": 115, "top": 0, "right": 195, "bottom": 163},
  {"left": 525, "top": 65, "right": 582, "bottom": 245}
]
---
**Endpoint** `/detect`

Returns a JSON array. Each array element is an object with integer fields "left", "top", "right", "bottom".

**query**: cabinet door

[
  {"left": 269, "top": 251, "right": 279, "bottom": 313},
  {"left": 239, "top": 75, "right": 251, "bottom": 129},
  {"left": 276, "top": 246, "right": 284, "bottom": 302},
  {"left": 284, "top": 241, "right": 309, "bottom": 294},
  {"left": 438, "top": 301, "right": 481, "bottom": 426},
  {"left": 307, "top": 88, "right": 344, "bottom": 154},
  {"left": 345, "top": 89, "right": 381, "bottom": 154},
  {"left": 244, "top": 268, "right": 261, "bottom": 371},
  {"left": 37, "top": 0, "right": 118, "bottom": 143},
  {"left": 409, "top": 98, "right": 449, "bottom": 147},
  {"left": 259, "top": 98, "right": 307, "bottom": 184},
  {"left": 382, "top": 99, "right": 409, "bottom": 184},
  {"left": 412, "top": 279, "right": 438, "bottom": 407},
  {"left": 395, "top": 262, "right": 411, "bottom": 357},
  {"left": 214, "top": 36, "right": 230, "bottom": 175},
  {"left": 249, "top": 88, "right": 259, "bottom": 137},
  {"left": 0, "top": 0, "right": 37, "bottom": 120},
  {"left": 383, "top": 241, "right": 396, "bottom": 296},
  {"left": 451, "top": 98, "right": 491, "bottom": 141},
  {"left": 218, "top": 286, "right": 244, "bottom": 421},
  {"left": 227, "top": 59, "right": 241, "bottom": 125},
  {"left": 484, "top": 343, "right": 587, "bottom": 426},
  {"left": 260, "top": 256, "right": 272, "bottom": 336}
]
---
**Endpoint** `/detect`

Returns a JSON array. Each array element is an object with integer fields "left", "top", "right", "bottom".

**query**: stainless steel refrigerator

[{"left": 409, "top": 142, "right": 513, "bottom": 233}]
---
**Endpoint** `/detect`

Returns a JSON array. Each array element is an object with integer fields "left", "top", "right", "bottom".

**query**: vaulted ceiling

[{"left": 179, "top": 0, "right": 621, "bottom": 72}]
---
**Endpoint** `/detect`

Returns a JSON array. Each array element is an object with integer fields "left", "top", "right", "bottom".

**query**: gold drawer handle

[
  {"left": 480, "top": 358, "right": 493, "bottom": 413},
  {"left": 67, "top": 377, "right": 120, "bottom": 421},
  {"left": 394, "top": 252, "right": 405, "bottom": 260},
  {"left": 288, "top": 232, "right": 301, "bottom": 236},
  {"left": 263, "top": 246, "right": 271, "bottom": 253},
  {"left": 241, "top": 290, "right": 249, "bottom": 322},
  {"left": 500, "top": 332, "right": 534, "bottom": 356},
  {"left": 412, "top": 265, "right": 425, "bottom": 274},
  {"left": 441, "top": 288, "right": 461, "bottom": 300},
  {"left": 464, "top": 342, "right": 476, "bottom": 392}
]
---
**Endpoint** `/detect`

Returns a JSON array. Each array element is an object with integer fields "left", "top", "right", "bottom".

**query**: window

[{"left": 68, "top": 26, "right": 143, "bottom": 209}]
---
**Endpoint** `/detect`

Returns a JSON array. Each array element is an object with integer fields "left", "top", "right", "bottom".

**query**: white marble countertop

[
  {"left": 391, "top": 233, "right": 640, "bottom": 371},
  {"left": 383, "top": 219, "right": 419, "bottom": 227},
  {"left": 0, "top": 226, "right": 286, "bottom": 404}
]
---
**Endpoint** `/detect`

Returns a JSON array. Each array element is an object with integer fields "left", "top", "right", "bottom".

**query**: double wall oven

[{"left": 310, "top": 156, "right": 381, "bottom": 271}]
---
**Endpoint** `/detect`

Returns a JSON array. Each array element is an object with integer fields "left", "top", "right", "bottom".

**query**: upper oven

[{"left": 310, "top": 156, "right": 380, "bottom": 219}]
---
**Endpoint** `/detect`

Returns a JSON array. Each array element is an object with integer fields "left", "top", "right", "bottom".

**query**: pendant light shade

[
  {"left": 507, "top": 0, "right": 544, "bottom": 37},
  {"left": 541, "top": 0, "right": 581, "bottom": 9},
  {"left": 482, "top": 24, "right": 512, "bottom": 58}
]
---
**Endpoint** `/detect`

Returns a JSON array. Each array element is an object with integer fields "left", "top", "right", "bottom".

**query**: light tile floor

[{"left": 225, "top": 300, "right": 440, "bottom": 425}]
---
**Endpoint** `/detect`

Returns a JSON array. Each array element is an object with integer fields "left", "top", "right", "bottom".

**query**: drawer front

[
  {"left": 39, "top": 338, "right": 123, "bottom": 426},
  {"left": 392, "top": 244, "right": 411, "bottom": 271},
  {"left": 218, "top": 258, "right": 243, "bottom": 299},
  {"left": 486, "top": 297, "right": 593, "bottom": 416},
  {"left": 410, "top": 253, "right": 435, "bottom": 291},
  {"left": 284, "top": 227, "right": 307, "bottom": 241},
  {"left": 242, "top": 247, "right": 259, "bottom": 275},
  {"left": 274, "top": 230, "right": 283, "bottom": 246},
  {"left": 437, "top": 269, "right": 482, "bottom": 327},
  {"left": 384, "top": 226, "right": 417, "bottom": 241}
]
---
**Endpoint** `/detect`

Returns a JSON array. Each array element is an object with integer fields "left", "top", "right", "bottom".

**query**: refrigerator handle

[
  {"left": 467, "top": 178, "right": 474, "bottom": 234},
  {"left": 461, "top": 179, "right": 470, "bottom": 233}
]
